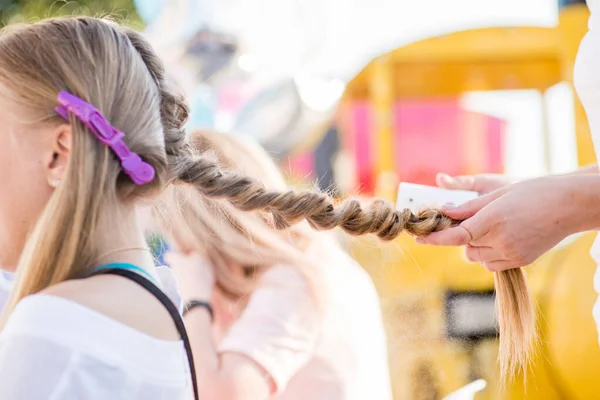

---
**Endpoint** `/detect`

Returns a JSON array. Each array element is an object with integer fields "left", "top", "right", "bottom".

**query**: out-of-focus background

[{"left": 2, "top": 0, "right": 598, "bottom": 398}]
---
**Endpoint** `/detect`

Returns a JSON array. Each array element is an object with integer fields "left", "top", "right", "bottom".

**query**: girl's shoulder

[{"left": 38, "top": 273, "right": 180, "bottom": 342}]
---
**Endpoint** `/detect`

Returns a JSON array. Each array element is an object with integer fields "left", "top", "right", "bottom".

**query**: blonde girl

[{"left": 0, "top": 17, "right": 198, "bottom": 399}]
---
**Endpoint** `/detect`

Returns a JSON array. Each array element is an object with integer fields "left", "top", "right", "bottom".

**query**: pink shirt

[{"left": 218, "top": 246, "right": 392, "bottom": 400}]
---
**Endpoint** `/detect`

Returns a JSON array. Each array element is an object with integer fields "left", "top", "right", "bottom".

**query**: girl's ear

[{"left": 45, "top": 123, "right": 72, "bottom": 188}]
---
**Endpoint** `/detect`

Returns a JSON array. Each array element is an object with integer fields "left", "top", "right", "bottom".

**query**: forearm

[
  {"left": 171, "top": 252, "right": 271, "bottom": 400},
  {"left": 184, "top": 309, "right": 269, "bottom": 400},
  {"left": 562, "top": 174, "right": 600, "bottom": 233}
]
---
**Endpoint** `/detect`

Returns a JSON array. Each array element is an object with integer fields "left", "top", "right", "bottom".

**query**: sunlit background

[{"left": 133, "top": 0, "right": 577, "bottom": 181}]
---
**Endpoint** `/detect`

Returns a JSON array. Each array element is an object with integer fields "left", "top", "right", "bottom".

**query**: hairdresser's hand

[
  {"left": 436, "top": 172, "right": 513, "bottom": 194},
  {"left": 165, "top": 251, "right": 215, "bottom": 302},
  {"left": 418, "top": 175, "right": 590, "bottom": 272}
]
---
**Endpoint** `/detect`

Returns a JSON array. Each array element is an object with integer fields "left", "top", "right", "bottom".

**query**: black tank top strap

[{"left": 89, "top": 268, "right": 199, "bottom": 400}]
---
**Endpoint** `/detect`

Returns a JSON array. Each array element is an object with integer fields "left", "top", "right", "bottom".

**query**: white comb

[{"left": 396, "top": 182, "right": 478, "bottom": 213}]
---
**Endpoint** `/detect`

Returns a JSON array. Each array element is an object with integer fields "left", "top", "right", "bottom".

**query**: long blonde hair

[{"left": 0, "top": 17, "right": 188, "bottom": 325}]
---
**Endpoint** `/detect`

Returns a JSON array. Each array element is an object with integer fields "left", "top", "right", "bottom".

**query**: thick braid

[{"left": 173, "top": 153, "right": 459, "bottom": 239}]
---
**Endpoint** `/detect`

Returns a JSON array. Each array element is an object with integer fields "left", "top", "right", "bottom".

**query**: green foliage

[{"left": 0, "top": 0, "right": 141, "bottom": 27}]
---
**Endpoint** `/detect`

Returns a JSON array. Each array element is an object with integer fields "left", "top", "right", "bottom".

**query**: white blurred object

[
  {"left": 295, "top": 76, "right": 346, "bottom": 112},
  {"left": 442, "top": 380, "right": 487, "bottom": 400},
  {"left": 237, "top": 53, "right": 258, "bottom": 72},
  {"left": 396, "top": 182, "right": 478, "bottom": 213}
]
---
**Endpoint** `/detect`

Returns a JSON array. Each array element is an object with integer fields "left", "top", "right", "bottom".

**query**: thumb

[
  {"left": 436, "top": 173, "right": 476, "bottom": 190},
  {"left": 441, "top": 188, "right": 504, "bottom": 220}
]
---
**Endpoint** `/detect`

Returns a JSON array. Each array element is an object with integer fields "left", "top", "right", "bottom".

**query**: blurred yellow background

[{"left": 339, "top": 3, "right": 600, "bottom": 399}]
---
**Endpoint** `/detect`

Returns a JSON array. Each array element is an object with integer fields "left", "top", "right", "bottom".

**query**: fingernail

[{"left": 442, "top": 202, "right": 456, "bottom": 210}]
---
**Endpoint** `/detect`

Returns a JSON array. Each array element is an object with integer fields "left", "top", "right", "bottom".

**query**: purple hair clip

[{"left": 55, "top": 91, "right": 155, "bottom": 185}]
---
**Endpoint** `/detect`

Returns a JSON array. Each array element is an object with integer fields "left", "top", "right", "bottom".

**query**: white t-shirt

[
  {"left": 218, "top": 245, "right": 393, "bottom": 400},
  {"left": 0, "top": 267, "right": 193, "bottom": 399},
  {"left": 574, "top": 0, "right": 600, "bottom": 343}
]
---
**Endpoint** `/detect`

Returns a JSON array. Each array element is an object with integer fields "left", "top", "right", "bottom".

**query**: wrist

[{"left": 183, "top": 300, "right": 214, "bottom": 322}]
